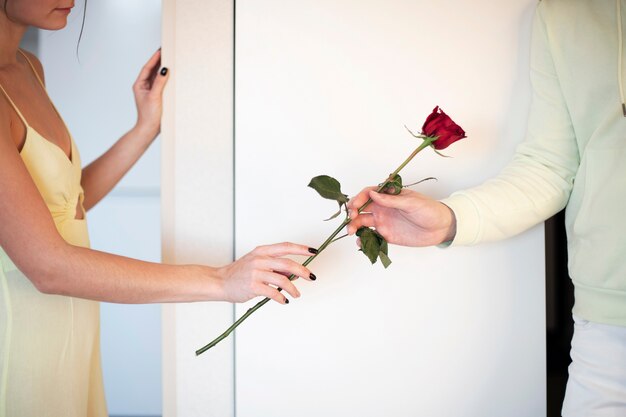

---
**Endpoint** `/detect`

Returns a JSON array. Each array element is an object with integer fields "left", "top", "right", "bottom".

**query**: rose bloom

[{"left": 421, "top": 106, "right": 467, "bottom": 150}]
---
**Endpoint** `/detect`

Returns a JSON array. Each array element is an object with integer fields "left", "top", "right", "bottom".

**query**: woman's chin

[{"left": 37, "top": 20, "right": 68, "bottom": 31}]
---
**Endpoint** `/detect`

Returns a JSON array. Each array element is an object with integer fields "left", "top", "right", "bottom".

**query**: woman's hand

[
  {"left": 216, "top": 242, "right": 317, "bottom": 304},
  {"left": 132, "top": 48, "right": 169, "bottom": 140},
  {"left": 346, "top": 187, "right": 457, "bottom": 247}
]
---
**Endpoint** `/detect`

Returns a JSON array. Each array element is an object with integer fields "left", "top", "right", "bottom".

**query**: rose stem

[
  {"left": 358, "top": 136, "right": 435, "bottom": 214},
  {"left": 195, "top": 218, "right": 349, "bottom": 355},
  {"left": 195, "top": 135, "right": 435, "bottom": 356}
]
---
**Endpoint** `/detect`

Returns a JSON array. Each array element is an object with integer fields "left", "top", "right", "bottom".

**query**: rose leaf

[
  {"left": 379, "top": 239, "right": 392, "bottom": 268},
  {"left": 356, "top": 226, "right": 382, "bottom": 265},
  {"left": 324, "top": 204, "right": 346, "bottom": 221},
  {"left": 382, "top": 174, "right": 403, "bottom": 195},
  {"left": 308, "top": 175, "right": 349, "bottom": 205}
]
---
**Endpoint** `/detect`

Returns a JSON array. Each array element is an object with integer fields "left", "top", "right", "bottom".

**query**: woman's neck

[{"left": 0, "top": 15, "right": 27, "bottom": 68}]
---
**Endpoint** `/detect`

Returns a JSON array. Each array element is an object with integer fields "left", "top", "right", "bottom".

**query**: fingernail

[
  {"left": 308, "top": 247, "right": 319, "bottom": 254},
  {"left": 284, "top": 298, "right": 290, "bottom": 304},
  {"left": 309, "top": 273, "right": 317, "bottom": 281},
  {"left": 160, "top": 67, "right": 168, "bottom": 76}
]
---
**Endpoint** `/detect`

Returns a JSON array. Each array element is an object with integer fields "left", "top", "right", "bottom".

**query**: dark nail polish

[
  {"left": 308, "top": 247, "right": 319, "bottom": 254},
  {"left": 284, "top": 298, "right": 290, "bottom": 304},
  {"left": 160, "top": 67, "right": 168, "bottom": 76},
  {"left": 309, "top": 273, "right": 317, "bottom": 281}
]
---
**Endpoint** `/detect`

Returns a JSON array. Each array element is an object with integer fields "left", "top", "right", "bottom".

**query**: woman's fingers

[
  {"left": 254, "top": 283, "right": 289, "bottom": 305},
  {"left": 261, "top": 271, "right": 301, "bottom": 298},
  {"left": 219, "top": 241, "right": 318, "bottom": 303},
  {"left": 250, "top": 252, "right": 314, "bottom": 301},
  {"left": 267, "top": 258, "right": 317, "bottom": 281},
  {"left": 135, "top": 49, "right": 161, "bottom": 87},
  {"left": 253, "top": 242, "right": 316, "bottom": 258},
  {"left": 149, "top": 63, "right": 170, "bottom": 98},
  {"left": 264, "top": 257, "right": 313, "bottom": 281}
]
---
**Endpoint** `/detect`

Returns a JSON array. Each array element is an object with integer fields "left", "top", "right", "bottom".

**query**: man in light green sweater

[{"left": 348, "top": 0, "right": 626, "bottom": 415}]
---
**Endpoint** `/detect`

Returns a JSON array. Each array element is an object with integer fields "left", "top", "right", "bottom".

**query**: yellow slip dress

[{"left": 0, "top": 50, "right": 107, "bottom": 417}]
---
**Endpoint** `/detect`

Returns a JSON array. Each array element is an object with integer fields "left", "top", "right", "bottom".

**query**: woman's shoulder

[
  {"left": 0, "top": 94, "right": 15, "bottom": 154},
  {"left": 0, "top": 78, "right": 12, "bottom": 132},
  {"left": 19, "top": 48, "right": 46, "bottom": 86}
]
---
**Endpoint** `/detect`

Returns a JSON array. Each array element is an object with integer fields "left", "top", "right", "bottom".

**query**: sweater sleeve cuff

[{"left": 439, "top": 193, "right": 481, "bottom": 247}]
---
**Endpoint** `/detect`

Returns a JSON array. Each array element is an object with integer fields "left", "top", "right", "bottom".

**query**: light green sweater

[{"left": 442, "top": 0, "right": 626, "bottom": 326}]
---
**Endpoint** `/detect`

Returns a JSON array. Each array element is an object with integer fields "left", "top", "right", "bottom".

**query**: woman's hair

[
  {"left": 76, "top": 0, "right": 88, "bottom": 58},
  {"left": 3, "top": 0, "right": 89, "bottom": 59}
]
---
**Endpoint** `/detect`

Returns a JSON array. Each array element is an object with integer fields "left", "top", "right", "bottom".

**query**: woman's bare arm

[
  {"left": 80, "top": 124, "right": 158, "bottom": 211},
  {"left": 0, "top": 120, "right": 314, "bottom": 304}
]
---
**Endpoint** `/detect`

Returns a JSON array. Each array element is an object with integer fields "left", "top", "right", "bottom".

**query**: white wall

[
  {"left": 160, "top": 1, "right": 236, "bottom": 416},
  {"left": 233, "top": 1, "right": 543, "bottom": 416},
  {"left": 38, "top": 1, "right": 163, "bottom": 415}
]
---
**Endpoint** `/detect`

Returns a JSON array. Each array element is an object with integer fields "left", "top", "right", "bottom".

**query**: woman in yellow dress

[{"left": 0, "top": 2, "right": 316, "bottom": 416}]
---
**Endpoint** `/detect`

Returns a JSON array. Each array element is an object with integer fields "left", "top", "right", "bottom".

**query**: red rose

[{"left": 421, "top": 106, "right": 467, "bottom": 150}]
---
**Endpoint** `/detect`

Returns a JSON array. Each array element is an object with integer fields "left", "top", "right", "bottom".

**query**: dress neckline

[
  {"left": 22, "top": 124, "right": 76, "bottom": 167},
  {"left": 0, "top": 48, "right": 75, "bottom": 165}
]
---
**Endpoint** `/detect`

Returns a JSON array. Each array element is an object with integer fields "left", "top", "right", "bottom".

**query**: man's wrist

[{"left": 440, "top": 202, "right": 457, "bottom": 245}]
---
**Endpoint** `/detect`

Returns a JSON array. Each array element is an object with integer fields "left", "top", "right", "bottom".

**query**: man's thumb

[{"left": 368, "top": 190, "right": 411, "bottom": 211}]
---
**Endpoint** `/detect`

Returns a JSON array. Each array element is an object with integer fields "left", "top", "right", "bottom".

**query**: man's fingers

[
  {"left": 368, "top": 190, "right": 416, "bottom": 211},
  {"left": 347, "top": 213, "right": 375, "bottom": 235},
  {"left": 347, "top": 187, "right": 377, "bottom": 212}
]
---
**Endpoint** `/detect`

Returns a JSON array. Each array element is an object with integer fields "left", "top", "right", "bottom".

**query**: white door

[{"left": 233, "top": 1, "right": 544, "bottom": 416}]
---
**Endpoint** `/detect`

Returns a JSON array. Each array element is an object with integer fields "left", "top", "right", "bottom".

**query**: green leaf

[
  {"left": 433, "top": 149, "right": 452, "bottom": 158},
  {"left": 380, "top": 239, "right": 389, "bottom": 256},
  {"left": 356, "top": 227, "right": 381, "bottom": 264},
  {"left": 356, "top": 227, "right": 392, "bottom": 267},
  {"left": 324, "top": 205, "right": 345, "bottom": 221},
  {"left": 379, "top": 239, "right": 392, "bottom": 268},
  {"left": 308, "top": 175, "right": 349, "bottom": 204},
  {"left": 403, "top": 177, "right": 437, "bottom": 188},
  {"left": 378, "top": 251, "right": 392, "bottom": 268},
  {"left": 381, "top": 174, "right": 403, "bottom": 195}
]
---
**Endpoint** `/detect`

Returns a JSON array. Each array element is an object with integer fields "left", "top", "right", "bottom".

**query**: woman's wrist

[
  {"left": 196, "top": 264, "right": 228, "bottom": 302},
  {"left": 132, "top": 120, "right": 160, "bottom": 144}
]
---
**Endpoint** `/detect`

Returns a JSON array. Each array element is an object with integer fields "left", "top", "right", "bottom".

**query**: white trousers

[{"left": 562, "top": 315, "right": 626, "bottom": 417}]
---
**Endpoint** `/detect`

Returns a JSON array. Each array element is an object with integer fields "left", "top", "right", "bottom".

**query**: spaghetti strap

[
  {"left": 14, "top": 48, "right": 75, "bottom": 162},
  {"left": 17, "top": 49, "right": 46, "bottom": 89},
  {"left": 0, "top": 49, "right": 39, "bottom": 126},
  {"left": 0, "top": 82, "right": 29, "bottom": 126}
]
